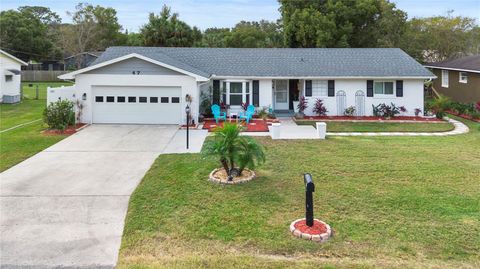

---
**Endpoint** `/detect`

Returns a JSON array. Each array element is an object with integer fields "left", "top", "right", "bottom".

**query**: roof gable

[
  {"left": 59, "top": 53, "right": 209, "bottom": 80},
  {"left": 0, "top": 49, "right": 28, "bottom": 66}
]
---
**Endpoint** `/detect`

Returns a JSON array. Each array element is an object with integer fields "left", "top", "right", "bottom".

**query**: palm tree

[{"left": 204, "top": 122, "right": 265, "bottom": 180}]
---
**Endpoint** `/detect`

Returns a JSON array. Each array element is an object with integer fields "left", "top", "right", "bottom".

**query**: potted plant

[
  {"left": 414, "top": 108, "right": 422, "bottom": 117},
  {"left": 295, "top": 96, "right": 308, "bottom": 118},
  {"left": 204, "top": 122, "right": 265, "bottom": 183}
]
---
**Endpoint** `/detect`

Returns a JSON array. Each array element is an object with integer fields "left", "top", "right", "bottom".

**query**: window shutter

[
  {"left": 367, "top": 80, "right": 374, "bottom": 97},
  {"left": 305, "top": 80, "right": 312, "bottom": 97},
  {"left": 213, "top": 80, "right": 220, "bottom": 104},
  {"left": 396, "top": 80, "right": 403, "bottom": 97},
  {"left": 328, "top": 80, "right": 335, "bottom": 97},
  {"left": 253, "top": 80, "right": 259, "bottom": 107}
]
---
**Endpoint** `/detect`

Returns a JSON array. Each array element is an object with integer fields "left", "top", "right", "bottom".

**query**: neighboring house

[
  {"left": 58, "top": 47, "right": 434, "bottom": 125},
  {"left": 425, "top": 55, "right": 480, "bottom": 103},
  {"left": 22, "top": 61, "right": 64, "bottom": 71},
  {"left": 0, "top": 49, "right": 27, "bottom": 103},
  {"left": 64, "top": 51, "right": 103, "bottom": 70}
]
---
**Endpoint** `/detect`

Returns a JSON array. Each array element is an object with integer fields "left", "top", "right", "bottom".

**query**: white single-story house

[
  {"left": 58, "top": 47, "right": 435, "bottom": 124},
  {"left": 0, "top": 49, "right": 28, "bottom": 103}
]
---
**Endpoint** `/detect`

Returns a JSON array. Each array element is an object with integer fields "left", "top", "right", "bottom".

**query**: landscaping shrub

[
  {"left": 312, "top": 98, "right": 328, "bottom": 116},
  {"left": 476, "top": 101, "right": 480, "bottom": 112},
  {"left": 344, "top": 106, "right": 355, "bottom": 116},
  {"left": 43, "top": 100, "right": 75, "bottom": 131},
  {"left": 414, "top": 108, "right": 422, "bottom": 116},
  {"left": 372, "top": 103, "right": 400, "bottom": 118},
  {"left": 430, "top": 95, "right": 451, "bottom": 119}
]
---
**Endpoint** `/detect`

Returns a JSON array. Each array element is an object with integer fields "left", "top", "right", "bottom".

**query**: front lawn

[
  {"left": 0, "top": 83, "right": 72, "bottom": 171},
  {"left": 297, "top": 120, "right": 455, "bottom": 132},
  {"left": 119, "top": 117, "right": 480, "bottom": 268}
]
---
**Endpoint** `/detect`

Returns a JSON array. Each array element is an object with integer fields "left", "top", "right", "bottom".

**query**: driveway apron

[{"left": 0, "top": 125, "right": 183, "bottom": 268}]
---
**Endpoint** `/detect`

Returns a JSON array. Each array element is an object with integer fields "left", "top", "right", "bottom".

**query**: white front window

[
  {"left": 312, "top": 80, "right": 328, "bottom": 96},
  {"left": 442, "top": 70, "right": 449, "bottom": 87},
  {"left": 459, "top": 72, "right": 468, "bottom": 83},
  {"left": 374, "top": 81, "right": 394, "bottom": 95},
  {"left": 221, "top": 80, "right": 252, "bottom": 106}
]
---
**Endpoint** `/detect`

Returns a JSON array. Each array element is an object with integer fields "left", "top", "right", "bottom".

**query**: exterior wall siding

[
  {"left": 0, "top": 53, "right": 23, "bottom": 101},
  {"left": 431, "top": 68, "right": 480, "bottom": 103},
  {"left": 302, "top": 79, "right": 424, "bottom": 116},
  {"left": 84, "top": 58, "right": 184, "bottom": 76}
]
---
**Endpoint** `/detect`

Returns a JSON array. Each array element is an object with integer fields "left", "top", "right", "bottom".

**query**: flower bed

[
  {"left": 209, "top": 168, "right": 256, "bottom": 184},
  {"left": 289, "top": 218, "right": 332, "bottom": 242},
  {"left": 202, "top": 119, "right": 276, "bottom": 132},
  {"left": 42, "top": 123, "right": 86, "bottom": 135},
  {"left": 300, "top": 116, "right": 443, "bottom": 122},
  {"left": 446, "top": 111, "right": 480, "bottom": 123}
]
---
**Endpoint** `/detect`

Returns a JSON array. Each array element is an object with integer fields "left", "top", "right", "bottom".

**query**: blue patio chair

[
  {"left": 211, "top": 104, "right": 226, "bottom": 124},
  {"left": 239, "top": 105, "right": 255, "bottom": 124}
]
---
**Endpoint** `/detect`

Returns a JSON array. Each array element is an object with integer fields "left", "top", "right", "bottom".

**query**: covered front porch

[{"left": 209, "top": 79, "right": 303, "bottom": 115}]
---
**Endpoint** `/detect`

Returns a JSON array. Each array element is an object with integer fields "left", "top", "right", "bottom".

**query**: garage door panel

[{"left": 92, "top": 86, "right": 182, "bottom": 124}]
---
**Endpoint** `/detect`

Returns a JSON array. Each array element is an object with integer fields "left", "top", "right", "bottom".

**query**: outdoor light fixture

[
  {"left": 185, "top": 104, "right": 191, "bottom": 149},
  {"left": 82, "top": 93, "right": 87, "bottom": 100}
]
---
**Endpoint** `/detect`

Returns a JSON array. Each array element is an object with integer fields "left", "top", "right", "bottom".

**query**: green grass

[
  {"left": 296, "top": 121, "right": 455, "bottom": 132},
  {"left": 0, "top": 82, "right": 71, "bottom": 171},
  {"left": 119, "top": 116, "right": 480, "bottom": 268},
  {"left": 21, "top": 81, "right": 73, "bottom": 100}
]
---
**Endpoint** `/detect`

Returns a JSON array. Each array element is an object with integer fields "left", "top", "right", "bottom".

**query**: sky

[{"left": 1, "top": 0, "right": 479, "bottom": 32}]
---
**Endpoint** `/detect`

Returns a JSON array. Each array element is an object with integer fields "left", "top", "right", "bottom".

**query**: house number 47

[{"left": 132, "top": 71, "right": 141, "bottom": 75}]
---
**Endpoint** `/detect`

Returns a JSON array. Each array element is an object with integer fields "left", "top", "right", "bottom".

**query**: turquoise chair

[
  {"left": 211, "top": 104, "right": 226, "bottom": 124},
  {"left": 239, "top": 105, "right": 255, "bottom": 124}
]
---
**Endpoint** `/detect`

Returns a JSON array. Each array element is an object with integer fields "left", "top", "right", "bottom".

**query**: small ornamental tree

[
  {"left": 312, "top": 98, "right": 328, "bottom": 116},
  {"left": 204, "top": 122, "right": 265, "bottom": 180},
  {"left": 297, "top": 96, "right": 308, "bottom": 115},
  {"left": 43, "top": 99, "right": 75, "bottom": 131}
]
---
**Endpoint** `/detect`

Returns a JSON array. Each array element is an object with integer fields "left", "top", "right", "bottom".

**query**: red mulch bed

[
  {"left": 43, "top": 123, "right": 86, "bottom": 136},
  {"left": 302, "top": 116, "right": 442, "bottom": 122},
  {"left": 203, "top": 119, "right": 271, "bottom": 132},
  {"left": 446, "top": 111, "right": 480, "bottom": 123},
  {"left": 294, "top": 219, "right": 328, "bottom": 235}
]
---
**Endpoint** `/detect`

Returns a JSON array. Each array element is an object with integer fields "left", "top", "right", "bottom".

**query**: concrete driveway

[{"left": 0, "top": 125, "right": 207, "bottom": 268}]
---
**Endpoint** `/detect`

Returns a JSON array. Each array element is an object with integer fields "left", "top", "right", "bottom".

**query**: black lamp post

[{"left": 185, "top": 104, "right": 190, "bottom": 149}]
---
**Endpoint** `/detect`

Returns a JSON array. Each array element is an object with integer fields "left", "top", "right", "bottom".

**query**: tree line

[{"left": 1, "top": 1, "right": 478, "bottom": 64}]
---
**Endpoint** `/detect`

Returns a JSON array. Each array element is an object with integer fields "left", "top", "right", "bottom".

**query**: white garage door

[{"left": 92, "top": 86, "right": 182, "bottom": 124}]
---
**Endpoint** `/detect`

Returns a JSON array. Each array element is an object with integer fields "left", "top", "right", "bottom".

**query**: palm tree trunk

[{"left": 221, "top": 158, "right": 230, "bottom": 176}]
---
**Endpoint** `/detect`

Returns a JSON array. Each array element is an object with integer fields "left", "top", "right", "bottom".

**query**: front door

[{"left": 274, "top": 80, "right": 289, "bottom": 110}]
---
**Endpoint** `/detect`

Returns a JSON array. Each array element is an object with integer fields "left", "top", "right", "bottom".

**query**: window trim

[
  {"left": 373, "top": 81, "right": 395, "bottom": 96},
  {"left": 442, "top": 70, "right": 449, "bottom": 88},
  {"left": 459, "top": 72, "right": 468, "bottom": 84},
  {"left": 220, "top": 80, "right": 252, "bottom": 106},
  {"left": 305, "top": 80, "right": 328, "bottom": 97}
]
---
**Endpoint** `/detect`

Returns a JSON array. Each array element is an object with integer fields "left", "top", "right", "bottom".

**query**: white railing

[{"left": 46, "top": 85, "right": 77, "bottom": 105}]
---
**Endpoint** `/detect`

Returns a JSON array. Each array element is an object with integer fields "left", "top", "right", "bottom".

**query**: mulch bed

[
  {"left": 446, "top": 111, "right": 480, "bottom": 123},
  {"left": 294, "top": 219, "right": 328, "bottom": 235},
  {"left": 202, "top": 119, "right": 273, "bottom": 132},
  {"left": 43, "top": 123, "right": 86, "bottom": 135},
  {"left": 300, "top": 116, "right": 443, "bottom": 122}
]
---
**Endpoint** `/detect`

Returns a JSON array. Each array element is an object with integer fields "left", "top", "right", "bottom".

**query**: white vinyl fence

[{"left": 47, "top": 85, "right": 76, "bottom": 105}]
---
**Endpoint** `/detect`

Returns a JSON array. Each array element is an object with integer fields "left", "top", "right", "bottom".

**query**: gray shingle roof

[
  {"left": 92, "top": 47, "right": 434, "bottom": 78},
  {"left": 425, "top": 55, "right": 480, "bottom": 72}
]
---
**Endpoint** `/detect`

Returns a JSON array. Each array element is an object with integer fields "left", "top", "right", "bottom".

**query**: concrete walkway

[{"left": 0, "top": 125, "right": 207, "bottom": 268}]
